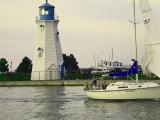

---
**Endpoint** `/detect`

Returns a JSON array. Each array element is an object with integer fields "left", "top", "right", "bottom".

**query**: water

[{"left": 0, "top": 87, "right": 160, "bottom": 120}]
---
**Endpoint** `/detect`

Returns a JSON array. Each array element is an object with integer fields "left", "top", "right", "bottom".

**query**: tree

[
  {"left": 0, "top": 58, "right": 9, "bottom": 73},
  {"left": 16, "top": 57, "right": 32, "bottom": 73},
  {"left": 63, "top": 54, "right": 79, "bottom": 72}
]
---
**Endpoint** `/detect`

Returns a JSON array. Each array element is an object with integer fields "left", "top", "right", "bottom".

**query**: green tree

[
  {"left": 0, "top": 58, "right": 9, "bottom": 72},
  {"left": 16, "top": 57, "right": 32, "bottom": 73},
  {"left": 63, "top": 54, "right": 79, "bottom": 72}
]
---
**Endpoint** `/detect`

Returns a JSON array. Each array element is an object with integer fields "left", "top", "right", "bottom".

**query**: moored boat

[
  {"left": 85, "top": 81, "right": 160, "bottom": 100},
  {"left": 85, "top": 0, "right": 160, "bottom": 100}
]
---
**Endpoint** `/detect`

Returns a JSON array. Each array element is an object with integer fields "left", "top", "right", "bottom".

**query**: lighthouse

[{"left": 31, "top": 0, "right": 64, "bottom": 80}]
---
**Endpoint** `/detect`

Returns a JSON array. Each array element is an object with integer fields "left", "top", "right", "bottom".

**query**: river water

[{"left": 0, "top": 86, "right": 160, "bottom": 120}]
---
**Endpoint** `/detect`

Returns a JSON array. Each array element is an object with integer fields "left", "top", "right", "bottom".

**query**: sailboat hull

[{"left": 85, "top": 87, "right": 160, "bottom": 100}]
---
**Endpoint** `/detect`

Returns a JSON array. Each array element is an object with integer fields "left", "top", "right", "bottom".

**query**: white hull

[{"left": 86, "top": 86, "right": 160, "bottom": 100}]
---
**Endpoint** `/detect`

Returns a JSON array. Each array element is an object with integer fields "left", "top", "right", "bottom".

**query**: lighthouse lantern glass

[{"left": 40, "top": 8, "right": 49, "bottom": 15}]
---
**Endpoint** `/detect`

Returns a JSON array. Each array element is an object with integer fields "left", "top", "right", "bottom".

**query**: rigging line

[
  {"left": 146, "top": 43, "right": 160, "bottom": 46},
  {"left": 142, "top": 9, "right": 151, "bottom": 13}
]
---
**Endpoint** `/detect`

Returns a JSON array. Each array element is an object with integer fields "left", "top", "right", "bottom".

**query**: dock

[{"left": 0, "top": 80, "right": 159, "bottom": 87}]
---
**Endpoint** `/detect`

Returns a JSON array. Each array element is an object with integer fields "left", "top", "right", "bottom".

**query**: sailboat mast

[
  {"left": 132, "top": 0, "right": 139, "bottom": 82},
  {"left": 94, "top": 50, "right": 97, "bottom": 67},
  {"left": 111, "top": 48, "right": 114, "bottom": 61},
  {"left": 133, "top": 0, "right": 138, "bottom": 60}
]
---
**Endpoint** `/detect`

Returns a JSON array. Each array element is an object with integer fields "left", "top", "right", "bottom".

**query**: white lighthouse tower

[{"left": 31, "top": 0, "right": 65, "bottom": 80}]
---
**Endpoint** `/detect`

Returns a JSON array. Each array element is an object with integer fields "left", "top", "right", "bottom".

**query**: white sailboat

[{"left": 85, "top": 0, "right": 160, "bottom": 100}]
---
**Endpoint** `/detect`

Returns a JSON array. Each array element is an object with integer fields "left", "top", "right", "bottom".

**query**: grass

[
  {"left": 0, "top": 73, "right": 31, "bottom": 81},
  {"left": 0, "top": 72, "right": 159, "bottom": 81}
]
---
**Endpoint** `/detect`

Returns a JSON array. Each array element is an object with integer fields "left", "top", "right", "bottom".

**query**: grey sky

[{"left": 0, "top": 0, "right": 160, "bottom": 70}]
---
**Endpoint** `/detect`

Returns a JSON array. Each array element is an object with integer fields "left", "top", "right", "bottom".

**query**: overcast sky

[{"left": 0, "top": 0, "right": 160, "bottom": 70}]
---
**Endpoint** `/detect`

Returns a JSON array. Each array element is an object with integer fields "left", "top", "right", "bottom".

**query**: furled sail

[{"left": 139, "top": 0, "right": 160, "bottom": 77}]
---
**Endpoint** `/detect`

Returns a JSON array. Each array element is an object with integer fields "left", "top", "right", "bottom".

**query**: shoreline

[{"left": 0, "top": 80, "right": 159, "bottom": 87}]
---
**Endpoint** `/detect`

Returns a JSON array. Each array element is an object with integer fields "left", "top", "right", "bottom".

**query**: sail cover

[{"left": 139, "top": 0, "right": 160, "bottom": 77}]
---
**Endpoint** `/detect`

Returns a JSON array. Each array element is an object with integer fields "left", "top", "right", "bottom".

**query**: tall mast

[
  {"left": 133, "top": 0, "right": 138, "bottom": 61},
  {"left": 111, "top": 48, "right": 114, "bottom": 61},
  {"left": 131, "top": 0, "right": 138, "bottom": 82},
  {"left": 94, "top": 50, "right": 97, "bottom": 67}
]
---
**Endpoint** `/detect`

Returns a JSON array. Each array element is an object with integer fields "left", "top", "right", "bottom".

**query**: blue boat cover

[{"left": 109, "top": 59, "right": 138, "bottom": 77}]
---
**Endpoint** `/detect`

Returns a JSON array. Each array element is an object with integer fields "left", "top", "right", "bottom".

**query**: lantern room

[{"left": 39, "top": 0, "right": 55, "bottom": 20}]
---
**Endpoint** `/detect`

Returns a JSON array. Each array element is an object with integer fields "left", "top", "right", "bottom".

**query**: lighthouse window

[
  {"left": 40, "top": 25, "right": 45, "bottom": 31},
  {"left": 45, "top": 9, "right": 49, "bottom": 14},
  {"left": 40, "top": 9, "right": 49, "bottom": 15},
  {"left": 37, "top": 47, "right": 43, "bottom": 57}
]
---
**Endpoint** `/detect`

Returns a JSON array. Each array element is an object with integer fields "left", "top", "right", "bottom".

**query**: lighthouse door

[{"left": 47, "top": 64, "right": 60, "bottom": 80}]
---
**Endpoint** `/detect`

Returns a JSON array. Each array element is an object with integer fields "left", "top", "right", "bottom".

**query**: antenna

[
  {"left": 109, "top": 52, "right": 111, "bottom": 61},
  {"left": 111, "top": 48, "right": 114, "bottom": 61},
  {"left": 94, "top": 50, "right": 97, "bottom": 67}
]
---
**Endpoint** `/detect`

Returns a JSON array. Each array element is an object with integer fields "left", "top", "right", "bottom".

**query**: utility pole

[{"left": 10, "top": 62, "right": 13, "bottom": 72}]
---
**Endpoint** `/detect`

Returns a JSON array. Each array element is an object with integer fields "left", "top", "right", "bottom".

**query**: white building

[
  {"left": 97, "top": 60, "right": 123, "bottom": 71},
  {"left": 31, "top": 0, "right": 64, "bottom": 80}
]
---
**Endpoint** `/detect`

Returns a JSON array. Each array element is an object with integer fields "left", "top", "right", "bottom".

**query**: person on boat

[
  {"left": 91, "top": 79, "right": 97, "bottom": 89},
  {"left": 102, "top": 81, "right": 108, "bottom": 90}
]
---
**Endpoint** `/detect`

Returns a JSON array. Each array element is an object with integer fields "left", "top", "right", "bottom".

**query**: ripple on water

[{"left": 0, "top": 87, "right": 160, "bottom": 120}]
